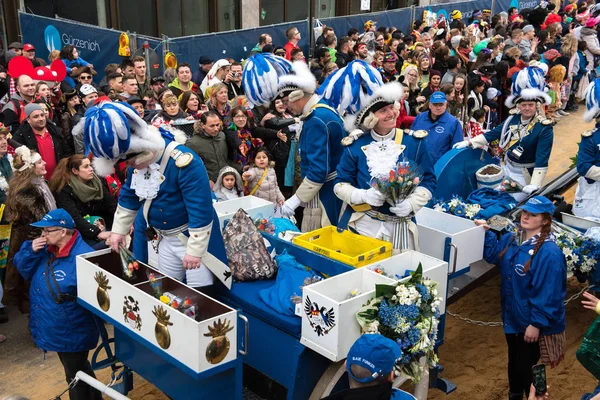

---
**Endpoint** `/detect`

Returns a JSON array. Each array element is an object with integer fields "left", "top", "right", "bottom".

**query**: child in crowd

[
  {"left": 396, "top": 82, "right": 414, "bottom": 129},
  {"left": 469, "top": 109, "right": 486, "bottom": 138},
  {"left": 242, "top": 148, "right": 285, "bottom": 206},
  {"left": 213, "top": 166, "right": 244, "bottom": 201},
  {"left": 485, "top": 87, "right": 500, "bottom": 129},
  {"left": 546, "top": 64, "right": 566, "bottom": 119}
]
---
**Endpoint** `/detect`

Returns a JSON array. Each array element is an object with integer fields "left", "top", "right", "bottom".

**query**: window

[
  {"left": 183, "top": 0, "right": 210, "bottom": 35},
  {"left": 260, "top": 0, "right": 285, "bottom": 26},
  {"left": 158, "top": 0, "right": 183, "bottom": 37},
  {"left": 119, "top": 0, "right": 158, "bottom": 37},
  {"left": 217, "top": 0, "right": 238, "bottom": 32}
]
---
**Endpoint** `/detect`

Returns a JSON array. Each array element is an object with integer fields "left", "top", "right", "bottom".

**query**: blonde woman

[
  {"left": 559, "top": 33, "right": 579, "bottom": 113},
  {"left": 401, "top": 65, "right": 425, "bottom": 114},
  {"left": 208, "top": 83, "right": 231, "bottom": 123},
  {"left": 416, "top": 53, "right": 431, "bottom": 89}
]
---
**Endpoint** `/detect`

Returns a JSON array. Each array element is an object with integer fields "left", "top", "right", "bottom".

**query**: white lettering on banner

[
  {"left": 520, "top": 0, "right": 539, "bottom": 8},
  {"left": 61, "top": 33, "right": 101, "bottom": 52}
]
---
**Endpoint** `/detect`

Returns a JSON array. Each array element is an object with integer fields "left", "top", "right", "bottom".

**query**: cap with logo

[
  {"left": 23, "top": 44, "right": 35, "bottom": 51},
  {"left": 364, "top": 20, "right": 377, "bottom": 29},
  {"left": 518, "top": 196, "right": 555, "bottom": 215},
  {"left": 151, "top": 76, "right": 165, "bottom": 84},
  {"left": 346, "top": 334, "right": 401, "bottom": 383},
  {"left": 31, "top": 209, "right": 75, "bottom": 229},
  {"left": 79, "top": 84, "right": 98, "bottom": 97},
  {"left": 430, "top": 91, "right": 447, "bottom": 104}
]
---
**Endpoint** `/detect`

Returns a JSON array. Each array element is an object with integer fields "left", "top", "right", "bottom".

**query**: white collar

[
  {"left": 302, "top": 94, "right": 320, "bottom": 115},
  {"left": 370, "top": 128, "right": 396, "bottom": 141}
]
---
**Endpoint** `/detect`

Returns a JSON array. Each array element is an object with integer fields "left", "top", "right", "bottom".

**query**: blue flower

[{"left": 454, "top": 204, "right": 466, "bottom": 217}]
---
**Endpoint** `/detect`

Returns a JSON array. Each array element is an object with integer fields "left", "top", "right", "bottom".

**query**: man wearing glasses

[
  {"left": 73, "top": 66, "right": 97, "bottom": 92},
  {"left": 13, "top": 209, "right": 102, "bottom": 400},
  {"left": 284, "top": 26, "right": 302, "bottom": 61}
]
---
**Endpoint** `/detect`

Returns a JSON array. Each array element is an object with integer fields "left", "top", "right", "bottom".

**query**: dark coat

[
  {"left": 55, "top": 178, "right": 117, "bottom": 243},
  {"left": 2, "top": 185, "right": 50, "bottom": 313},
  {"left": 0, "top": 154, "right": 12, "bottom": 204},
  {"left": 12, "top": 120, "right": 73, "bottom": 162}
]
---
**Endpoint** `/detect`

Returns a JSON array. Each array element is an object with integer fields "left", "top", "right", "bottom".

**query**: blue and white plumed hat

[
  {"left": 317, "top": 60, "right": 383, "bottom": 116},
  {"left": 242, "top": 53, "right": 293, "bottom": 108},
  {"left": 584, "top": 76, "right": 600, "bottom": 123},
  {"left": 73, "top": 101, "right": 166, "bottom": 176},
  {"left": 343, "top": 81, "right": 403, "bottom": 132},
  {"left": 506, "top": 66, "right": 552, "bottom": 108},
  {"left": 276, "top": 60, "right": 317, "bottom": 103}
]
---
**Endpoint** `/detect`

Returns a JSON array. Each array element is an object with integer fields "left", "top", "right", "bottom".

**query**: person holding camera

[
  {"left": 475, "top": 196, "right": 566, "bottom": 400},
  {"left": 226, "top": 62, "right": 245, "bottom": 100}
]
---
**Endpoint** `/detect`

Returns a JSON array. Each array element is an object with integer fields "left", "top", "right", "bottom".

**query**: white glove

[
  {"left": 351, "top": 188, "right": 385, "bottom": 207},
  {"left": 281, "top": 195, "right": 302, "bottom": 217},
  {"left": 522, "top": 185, "right": 539, "bottom": 195},
  {"left": 452, "top": 140, "right": 470, "bottom": 149},
  {"left": 389, "top": 199, "right": 413, "bottom": 217}
]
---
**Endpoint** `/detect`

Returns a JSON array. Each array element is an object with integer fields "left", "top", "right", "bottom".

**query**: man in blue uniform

[
  {"left": 454, "top": 67, "right": 553, "bottom": 202},
  {"left": 574, "top": 76, "right": 600, "bottom": 219},
  {"left": 335, "top": 81, "right": 436, "bottom": 251},
  {"left": 76, "top": 101, "right": 230, "bottom": 289},
  {"left": 279, "top": 62, "right": 346, "bottom": 231},
  {"left": 410, "top": 91, "right": 464, "bottom": 165}
]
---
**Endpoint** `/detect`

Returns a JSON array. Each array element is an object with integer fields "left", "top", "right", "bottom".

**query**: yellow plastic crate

[{"left": 292, "top": 226, "right": 392, "bottom": 268}]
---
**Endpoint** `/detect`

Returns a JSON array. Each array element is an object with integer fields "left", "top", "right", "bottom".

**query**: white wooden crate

[
  {"left": 300, "top": 268, "right": 396, "bottom": 362},
  {"left": 213, "top": 195, "right": 274, "bottom": 231},
  {"left": 416, "top": 207, "right": 485, "bottom": 274},
  {"left": 77, "top": 249, "right": 237, "bottom": 374},
  {"left": 362, "top": 251, "right": 448, "bottom": 314}
]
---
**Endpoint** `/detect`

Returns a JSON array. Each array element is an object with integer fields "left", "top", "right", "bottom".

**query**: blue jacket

[
  {"left": 14, "top": 232, "right": 99, "bottom": 353},
  {"left": 482, "top": 231, "right": 566, "bottom": 335},
  {"left": 61, "top": 57, "right": 92, "bottom": 89},
  {"left": 298, "top": 100, "right": 345, "bottom": 224},
  {"left": 576, "top": 125, "right": 600, "bottom": 184},
  {"left": 336, "top": 129, "right": 436, "bottom": 216},
  {"left": 410, "top": 111, "right": 464, "bottom": 165},
  {"left": 392, "top": 388, "right": 417, "bottom": 399},
  {"left": 484, "top": 115, "right": 554, "bottom": 171}
]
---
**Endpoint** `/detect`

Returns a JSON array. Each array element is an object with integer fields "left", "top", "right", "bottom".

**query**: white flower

[
  {"left": 563, "top": 248, "right": 573, "bottom": 257},
  {"left": 448, "top": 199, "right": 460, "bottom": 208}
]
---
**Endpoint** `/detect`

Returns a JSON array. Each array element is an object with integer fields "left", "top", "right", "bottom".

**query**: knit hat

[
  {"left": 383, "top": 52, "right": 398, "bottom": 63},
  {"left": 522, "top": 25, "right": 535, "bottom": 33},
  {"left": 429, "top": 69, "right": 441, "bottom": 78},
  {"left": 543, "top": 49, "right": 561, "bottom": 61},
  {"left": 451, "top": 10, "right": 462, "bottom": 20},
  {"left": 486, "top": 87, "right": 500, "bottom": 100},
  {"left": 24, "top": 103, "right": 43, "bottom": 118}
]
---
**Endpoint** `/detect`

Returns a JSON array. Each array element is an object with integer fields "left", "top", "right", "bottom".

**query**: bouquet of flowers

[
  {"left": 356, "top": 264, "right": 441, "bottom": 382},
  {"left": 553, "top": 222, "right": 600, "bottom": 281},
  {"left": 433, "top": 196, "right": 482, "bottom": 220},
  {"left": 499, "top": 177, "right": 524, "bottom": 193},
  {"left": 370, "top": 160, "right": 423, "bottom": 208}
]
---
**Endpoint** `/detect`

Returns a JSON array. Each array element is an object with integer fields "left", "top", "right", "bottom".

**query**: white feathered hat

[
  {"left": 506, "top": 66, "right": 551, "bottom": 108},
  {"left": 73, "top": 101, "right": 168, "bottom": 176},
  {"left": 343, "top": 81, "right": 404, "bottom": 132},
  {"left": 277, "top": 61, "right": 317, "bottom": 103}
]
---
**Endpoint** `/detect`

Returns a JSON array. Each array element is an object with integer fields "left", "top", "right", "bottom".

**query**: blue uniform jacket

[
  {"left": 298, "top": 100, "right": 345, "bottom": 223},
  {"left": 120, "top": 139, "right": 228, "bottom": 265},
  {"left": 482, "top": 231, "right": 566, "bottom": 335},
  {"left": 484, "top": 115, "right": 554, "bottom": 170},
  {"left": 336, "top": 130, "right": 436, "bottom": 215},
  {"left": 392, "top": 388, "right": 417, "bottom": 399},
  {"left": 410, "top": 111, "right": 464, "bottom": 165},
  {"left": 14, "top": 232, "right": 99, "bottom": 353},
  {"left": 576, "top": 124, "right": 600, "bottom": 183}
]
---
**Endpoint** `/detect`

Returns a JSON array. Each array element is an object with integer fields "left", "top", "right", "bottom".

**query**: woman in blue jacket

[
  {"left": 475, "top": 196, "right": 566, "bottom": 400},
  {"left": 14, "top": 209, "right": 101, "bottom": 400}
]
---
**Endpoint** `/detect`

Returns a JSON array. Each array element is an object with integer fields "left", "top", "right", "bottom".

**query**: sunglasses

[{"left": 80, "top": 75, "right": 92, "bottom": 80}]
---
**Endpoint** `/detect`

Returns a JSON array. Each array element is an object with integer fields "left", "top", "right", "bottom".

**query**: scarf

[
  {"left": 32, "top": 177, "right": 57, "bottom": 211},
  {"left": 457, "top": 47, "right": 471, "bottom": 64},
  {"left": 229, "top": 124, "right": 263, "bottom": 166},
  {"left": 68, "top": 174, "right": 104, "bottom": 203}
]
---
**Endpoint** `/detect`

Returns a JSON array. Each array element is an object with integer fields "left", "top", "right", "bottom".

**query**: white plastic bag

[
  {"left": 313, "top": 19, "right": 323, "bottom": 41},
  {"left": 573, "top": 177, "right": 600, "bottom": 219}
]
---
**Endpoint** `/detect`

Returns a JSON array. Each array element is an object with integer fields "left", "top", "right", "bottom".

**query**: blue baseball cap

[
  {"left": 518, "top": 196, "right": 555, "bottom": 215},
  {"left": 346, "top": 334, "right": 401, "bottom": 383},
  {"left": 31, "top": 209, "right": 75, "bottom": 229},
  {"left": 430, "top": 91, "right": 447, "bottom": 104}
]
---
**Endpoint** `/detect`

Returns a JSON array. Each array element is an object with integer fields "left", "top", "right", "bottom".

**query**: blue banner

[
  {"left": 318, "top": 9, "right": 413, "bottom": 40},
  {"left": 493, "top": 0, "right": 536, "bottom": 14},
  {"left": 19, "top": 12, "right": 131, "bottom": 82},
  {"left": 168, "top": 21, "right": 310, "bottom": 68},
  {"left": 415, "top": 0, "right": 494, "bottom": 26}
]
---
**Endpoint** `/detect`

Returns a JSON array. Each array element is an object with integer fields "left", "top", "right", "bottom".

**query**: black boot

[{"left": 509, "top": 392, "right": 523, "bottom": 400}]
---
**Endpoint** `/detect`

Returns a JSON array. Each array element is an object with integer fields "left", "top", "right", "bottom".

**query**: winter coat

[
  {"left": 213, "top": 166, "right": 244, "bottom": 201},
  {"left": 186, "top": 131, "right": 234, "bottom": 182},
  {"left": 12, "top": 120, "right": 73, "bottom": 162},
  {"left": 0, "top": 154, "right": 12, "bottom": 204},
  {"left": 61, "top": 58, "right": 92, "bottom": 89},
  {"left": 224, "top": 125, "right": 279, "bottom": 163},
  {"left": 482, "top": 230, "right": 566, "bottom": 336},
  {"left": 244, "top": 166, "right": 284, "bottom": 205},
  {"left": 2, "top": 185, "right": 52, "bottom": 312},
  {"left": 55, "top": 178, "right": 117, "bottom": 244},
  {"left": 581, "top": 27, "right": 600, "bottom": 68},
  {"left": 14, "top": 232, "right": 99, "bottom": 352}
]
